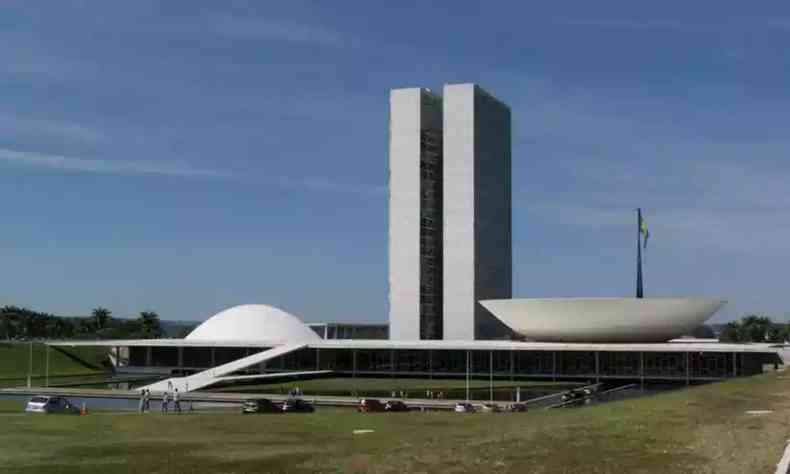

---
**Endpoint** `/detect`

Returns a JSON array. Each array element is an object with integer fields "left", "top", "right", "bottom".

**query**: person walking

[
  {"left": 138, "top": 390, "right": 145, "bottom": 413},
  {"left": 173, "top": 388, "right": 181, "bottom": 414},
  {"left": 161, "top": 391, "right": 169, "bottom": 414},
  {"left": 144, "top": 389, "right": 151, "bottom": 412}
]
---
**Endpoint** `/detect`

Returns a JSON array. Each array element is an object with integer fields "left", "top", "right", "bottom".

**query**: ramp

[{"left": 140, "top": 343, "right": 307, "bottom": 393}]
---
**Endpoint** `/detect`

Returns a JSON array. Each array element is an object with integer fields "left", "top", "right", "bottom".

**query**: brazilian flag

[{"left": 640, "top": 214, "right": 650, "bottom": 248}]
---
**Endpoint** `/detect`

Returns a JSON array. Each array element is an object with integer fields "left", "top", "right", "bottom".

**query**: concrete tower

[
  {"left": 388, "top": 83, "right": 511, "bottom": 341},
  {"left": 388, "top": 88, "right": 443, "bottom": 340},
  {"left": 442, "top": 84, "right": 512, "bottom": 340}
]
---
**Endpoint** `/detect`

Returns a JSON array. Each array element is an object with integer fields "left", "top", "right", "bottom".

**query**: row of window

[{"left": 128, "top": 347, "right": 750, "bottom": 379}]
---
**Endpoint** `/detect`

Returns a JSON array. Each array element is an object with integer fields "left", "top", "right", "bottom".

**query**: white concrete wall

[
  {"left": 443, "top": 84, "right": 512, "bottom": 340},
  {"left": 443, "top": 84, "right": 477, "bottom": 340},
  {"left": 389, "top": 89, "right": 444, "bottom": 340}
]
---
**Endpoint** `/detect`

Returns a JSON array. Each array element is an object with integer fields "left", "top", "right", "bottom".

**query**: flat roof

[{"left": 47, "top": 338, "right": 781, "bottom": 354}]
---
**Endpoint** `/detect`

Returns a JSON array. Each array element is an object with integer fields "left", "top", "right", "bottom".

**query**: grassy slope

[
  {"left": 0, "top": 343, "right": 108, "bottom": 386},
  {"left": 1, "top": 372, "right": 789, "bottom": 473}
]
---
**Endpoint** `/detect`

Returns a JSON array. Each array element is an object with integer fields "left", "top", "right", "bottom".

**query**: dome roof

[{"left": 185, "top": 304, "right": 321, "bottom": 343}]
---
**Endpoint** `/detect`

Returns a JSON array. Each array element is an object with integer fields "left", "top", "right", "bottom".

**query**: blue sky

[{"left": 2, "top": 1, "right": 790, "bottom": 324}]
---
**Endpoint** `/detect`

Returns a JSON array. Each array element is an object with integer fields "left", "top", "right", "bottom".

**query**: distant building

[
  {"left": 51, "top": 304, "right": 780, "bottom": 395},
  {"left": 308, "top": 322, "right": 388, "bottom": 340}
]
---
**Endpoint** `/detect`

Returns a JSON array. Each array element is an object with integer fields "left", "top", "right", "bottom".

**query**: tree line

[
  {"left": 0, "top": 306, "right": 164, "bottom": 340},
  {"left": 718, "top": 315, "right": 790, "bottom": 343}
]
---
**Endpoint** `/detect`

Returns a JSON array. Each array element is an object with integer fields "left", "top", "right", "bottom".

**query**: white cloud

[
  {"left": 503, "top": 78, "right": 790, "bottom": 258},
  {"left": 212, "top": 16, "right": 344, "bottom": 45},
  {"left": 558, "top": 18, "right": 790, "bottom": 33},
  {"left": 0, "top": 148, "right": 235, "bottom": 179},
  {"left": 0, "top": 114, "right": 104, "bottom": 143},
  {"left": 0, "top": 148, "right": 385, "bottom": 198}
]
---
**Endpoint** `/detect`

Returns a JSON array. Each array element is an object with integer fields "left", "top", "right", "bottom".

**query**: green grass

[
  {"left": 0, "top": 343, "right": 109, "bottom": 387},
  {"left": 1, "top": 372, "right": 789, "bottom": 473}
]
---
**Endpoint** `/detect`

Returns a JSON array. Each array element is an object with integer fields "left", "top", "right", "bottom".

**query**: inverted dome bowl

[{"left": 479, "top": 297, "right": 725, "bottom": 343}]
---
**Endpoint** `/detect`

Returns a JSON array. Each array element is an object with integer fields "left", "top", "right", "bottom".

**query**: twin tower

[{"left": 389, "top": 84, "right": 512, "bottom": 341}]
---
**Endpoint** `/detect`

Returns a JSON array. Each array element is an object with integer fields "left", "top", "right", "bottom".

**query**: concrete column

[
  {"left": 489, "top": 351, "right": 494, "bottom": 403},
  {"left": 510, "top": 349, "right": 514, "bottom": 381},
  {"left": 465, "top": 350, "right": 470, "bottom": 401},
  {"left": 177, "top": 347, "right": 184, "bottom": 368},
  {"left": 640, "top": 352, "right": 645, "bottom": 390},
  {"left": 595, "top": 351, "right": 600, "bottom": 383},
  {"left": 685, "top": 352, "right": 691, "bottom": 385},
  {"left": 315, "top": 348, "right": 320, "bottom": 371},
  {"left": 428, "top": 350, "right": 433, "bottom": 379},
  {"left": 552, "top": 351, "right": 557, "bottom": 382},
  {"left": 146, "top": 346, "right": 152, "bottom": 367},
  {"left": 733, "top": 352, "right": 737, "bottom": 377},
  {"left": 390, "top": 349, "right": 395, "bottom": 377},
  {"left": 352, "top": 349, "right": 357, "bottom": 378}
]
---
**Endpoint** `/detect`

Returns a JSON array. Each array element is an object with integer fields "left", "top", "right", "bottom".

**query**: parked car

[
  {"left": 454, "top": 402, "right": 475, "bottom": 413},
  {"left": 242, "top": 398, "right": 281, "bottom": 414},
  {"left": 357, "top": 399, "right": 385, "bottom": 413},
  {"left": 25, "top": 396, "right": 80, "bottom": 414},
  {"left": 508, "top": 403, "right": 528, "bottom": 412},
  {"left": 281, "top": 398, "right": 314, "bottom": 413},
  {"left": 384, "top": 400, "right": 409, "bottom": 412},
  {"left": 479, "top": 403, "right": 502, "bottom": 413}
]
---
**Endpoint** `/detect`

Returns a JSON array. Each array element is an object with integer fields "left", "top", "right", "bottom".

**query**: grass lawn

[
  {"left": 1, "top": 372, "right": 789, "bottom": 473},
  {"left": 0, "top": 343, "right": 109, "bottom": 387}
]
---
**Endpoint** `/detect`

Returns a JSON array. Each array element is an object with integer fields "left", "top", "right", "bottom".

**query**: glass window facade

[
  {"left": 120, "top": 345, "right": 769, "bottom": 382},
  {"left": 419, "top": 127, "right": 443, "bottom": 340}
]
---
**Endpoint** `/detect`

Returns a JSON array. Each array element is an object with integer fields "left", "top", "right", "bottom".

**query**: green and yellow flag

[{"left": 640, "top": 214, "right": 650, "bottom": 248}]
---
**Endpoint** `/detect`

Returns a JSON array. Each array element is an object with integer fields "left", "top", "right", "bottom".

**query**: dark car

[
  {"left": 357, "top": 399, "right": 385, "bottom": 413},
  {"left": 508, "top": 403, "right": 528, "bottom": 412},
  {"left": 25, "top": 396, "right": 80, "bottom": 414},
  {"left": 384, "top": 400, "right": 409, "bottom": 412},
  {"left": 281, "top": 398, "right": 314, "bottom": 413},
  {"left": 242, "top": 398, "right": 281, "bottom": 414}
]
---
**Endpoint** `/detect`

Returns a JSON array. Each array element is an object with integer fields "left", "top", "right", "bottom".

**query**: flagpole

[{"left": 636, "top": 208, "right": 644, "bottom": 299}]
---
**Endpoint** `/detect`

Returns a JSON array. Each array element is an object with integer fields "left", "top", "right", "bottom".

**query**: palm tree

[
  {"left": 91, "top": 307, "right": 112, "bottom": 330},
  {"left": 138, "top": 311, "right": 163, "bottom": 338}
]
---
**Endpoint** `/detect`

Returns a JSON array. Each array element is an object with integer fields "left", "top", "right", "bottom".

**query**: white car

[
  {"left": 454, "top": 402, "right": 475, "bottom": 413},
  {"left": 25, "top": 396, "right": 80, "bottom": 414}
]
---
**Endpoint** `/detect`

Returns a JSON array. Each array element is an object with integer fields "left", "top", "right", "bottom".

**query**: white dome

[{"left": 185, "top": 304, "right": 321, "bottom": 343}]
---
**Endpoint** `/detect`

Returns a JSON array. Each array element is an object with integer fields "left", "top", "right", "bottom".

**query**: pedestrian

[
  {"left": 174, "top": 388, "right": 181, "bottom": 414},
  {"left": 162, "top": 391, "right": 169, "bottom": 414},
  {"left": 138, "top": 390, "right": 145, "bottom": 413}
]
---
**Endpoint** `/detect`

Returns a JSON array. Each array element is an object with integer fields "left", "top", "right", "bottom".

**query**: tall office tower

[
  {"left": 389, "top": 88, "right": 444, "bottom": 340},
  {"left": 443, "top": 84, "right": 512, "bottom": 340}
]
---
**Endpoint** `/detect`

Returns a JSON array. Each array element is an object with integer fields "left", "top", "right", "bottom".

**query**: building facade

[
  {"left": 443, "top": 84, "right": 512, "bottom": 340},
  {"left": 389, "top": 88, "right": 444, "bottom": 340},
  {"left": 389, "top": 83, "right": 512, "bottom": 341}
]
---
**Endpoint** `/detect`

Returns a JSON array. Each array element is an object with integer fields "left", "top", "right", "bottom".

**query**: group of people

[
  {"left": 388, "top": 390, "right": 445, "bottom": 399},
  {"left": 137, "top": 385, "right": 183, "bottom": 414},
  {"left": 288, "top": 386, "right": 303, "bottom": 398}
]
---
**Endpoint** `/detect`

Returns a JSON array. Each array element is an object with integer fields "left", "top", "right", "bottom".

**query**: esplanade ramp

[{"left": 140, "top": 343, "right": 307, "bottom": 393}]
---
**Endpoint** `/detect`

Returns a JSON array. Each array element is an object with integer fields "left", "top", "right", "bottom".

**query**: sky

[{"left": 2, "top": 1, "right": 790, "bottom": 324}]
